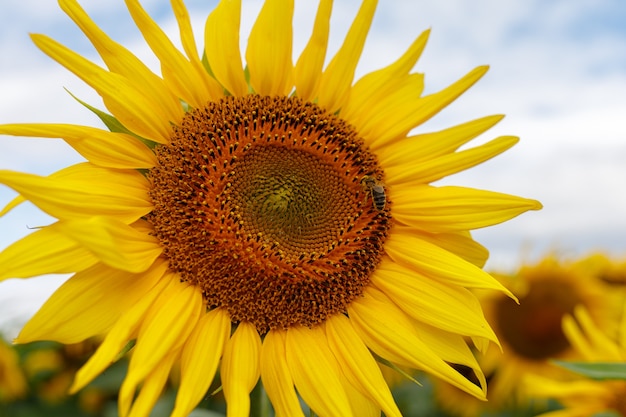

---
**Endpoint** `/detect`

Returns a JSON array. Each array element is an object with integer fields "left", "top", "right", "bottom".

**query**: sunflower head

[
  {"left": 0, "top": 0, "right": 542, "bottom": 416},
  {"left": 147, "top": 94, "right": 391, "bottom": 333},
  {"left": 459, "top": 256, "right": 608, "bottom": 411}
]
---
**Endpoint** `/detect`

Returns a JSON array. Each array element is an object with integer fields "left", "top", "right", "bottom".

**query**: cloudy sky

[{"left": 1, "top": 0, "right": 625, "bottom": 336}]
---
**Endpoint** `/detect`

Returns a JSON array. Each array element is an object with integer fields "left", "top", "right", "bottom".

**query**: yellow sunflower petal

[
  {"left": 293, "top": 0, "right": 332, "bottom": 102},
  {"left": 386, "top": 135, "right": 519, "bottom": 185},
  {"left": 385, "top": 232, "right": 516, "bottom": 299},
  {"left": 371, "top": 260, "right": 497, "bottom": 342},
  {"left": 317, "top": 0, "right": 377, "bottom": 113},
  {"left": 59, "top": 0, "right": 182, "bottom": 125},
  {"left": 172, "top": 308, "right": 231, "bottom": 417},
  {"left": 170, "top": 0, "right": 202, "bottom": 62},
  {"left": 376, "top": 114, "right": 505, "bottom": 164},
  {"left": 348, "top": 286, "right": 486, "bottom": 399},
  {"left": 127, "top": 350, "right": 179, "bottom": 417},
  {"left": 344, "top": 382, "right": 380, "bottom": 417},
  {"left": 368, "top": 66, "right": 490, "bottom": 149},
  {"left": 411, "top": 229, "right": 489, "bottom": 268},
  {"left": 354, "top": 73, "right": 425, "bottom": 145},
  {"left": 50, "top": 217, "right": 162, "bottom": 273},
  {"left": 562, "top": 313, "right": 596, "bottom": 361},
  {"left": 0, "top": 222, "right": 98, "bottom": 281},
  {"left": 68, "top": 273, "right": 169, "bottom": 392},
  {"left": 125, "top": 0, "right": 219, "bottom": 108},
  {"left": 285, "top": 325, "right": 354, "bottom": 417},
  {"left": 566, "top": 306, "right": 622, "bottom": 361},
  {"left": 260, "top": 330, "right": 304, "bottom": 417},
  {"left": 391, "top": 185, "right": 542, "bottom": 232},
  {"left": 0, "top": 163, "right": 151, "bottom": 223},
  {"left": 343, "top": 29, "right": 430, "bottom": 124},
  {"left": 221, "top": 322, "right": 262, "bottom": 417},
  {"left": 0, "top": 124, "right": 156, "bottom": 169},
  {"left": 0, "top": 194, "right": 25, "bottom": 217},
  {"left": 246, "top": 0, "right": 294, "bottom": 95},
  {"left": 412, "top": 320, "right": 486, "bottom": 388},
  {"left": 17, "top": 260, "right": 167, "bottom": 344},
  {"left": 204, "top": 0, "right": 248, "bottom": 96},
  {"left": 170, "top": 0, "right": 224, "bottom": 101},
  {"left": 30, "top": 34, "right": 174, "bottom": 143},
  {"left": 119, "top": 277, "right": 202, "bottom": 416},
  {"left": 325, "top": 314, "right": 402, "bottom": 417}
]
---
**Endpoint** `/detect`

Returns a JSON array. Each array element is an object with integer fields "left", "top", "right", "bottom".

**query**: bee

[{"left": 361, "top": 175, "right": 386, "bottom": 211}]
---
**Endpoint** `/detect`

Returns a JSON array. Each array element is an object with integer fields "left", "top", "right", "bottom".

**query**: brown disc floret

[{"left": 147, "top": 95, "right": 391, "bottom": 333}]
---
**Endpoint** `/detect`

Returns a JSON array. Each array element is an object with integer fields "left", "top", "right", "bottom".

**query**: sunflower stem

[{"left": 250, "top": 381, "right": 271, "bottom": 417}]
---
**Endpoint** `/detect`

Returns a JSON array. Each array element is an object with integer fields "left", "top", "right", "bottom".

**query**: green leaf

[{"left": 552, "top": 361, "right": 626, "bottom": 380}]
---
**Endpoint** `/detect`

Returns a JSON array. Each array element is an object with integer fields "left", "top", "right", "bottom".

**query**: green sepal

[
  {"left": 371, "top": 350, "right": 422, "bottom": 386},
  {"left": 201, "top": 50, "right": 216, "bottom": 78},
  {"left": 113, "top": 339, "right": 136, "bottom": 362},
  {"left": 200, "top": 49, "right": 246, "bottom": 97},
  {"left": 243, "top": 65, "right": 252, "bottom": 93},
  {"left": 65, "top": 88, "right": 157, "bottom": 149}
]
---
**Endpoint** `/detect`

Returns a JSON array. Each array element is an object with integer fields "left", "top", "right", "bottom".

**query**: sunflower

[
  {"left": 526, "top": 305, "right": 626, "bottom": 417},
  {"left": 434, "top": 256, "right": 609, "bottom": 415},
  {"left": 0, "top": 0, "right": 541, "bottom": 416}
]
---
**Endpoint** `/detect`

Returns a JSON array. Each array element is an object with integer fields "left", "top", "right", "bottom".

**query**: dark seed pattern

[{"left": 147, "top": 95, "right": 391, "bottom": 334}]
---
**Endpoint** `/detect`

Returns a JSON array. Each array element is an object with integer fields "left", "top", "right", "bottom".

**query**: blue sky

[{"left": 1, "top": 0, "right": 625, "bottom": 336}]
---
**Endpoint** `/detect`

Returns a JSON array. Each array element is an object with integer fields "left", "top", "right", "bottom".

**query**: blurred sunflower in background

[
  {"left": 575, "top": 253, "right": 626, "bottom": 287},
  {"left": 0, "top": 0, "right": 541, "bottom": 416},
  {"left": 526, "top": 304, "right": 626, "bottom": 417},
  {"left": 20, "top": 339, "right": 102, "bottom": 407},
  {"left": 432, "top": 255, "right": 611, "bottom": 416},
  {"left": 482, "top": 257, "right": 611, "bottom": 401},
  {"left": 1, "top": 338, "right": 120, "bottom": 416},
  {"left": 0, "top": 336, "right": 27, "bottom": 404}
]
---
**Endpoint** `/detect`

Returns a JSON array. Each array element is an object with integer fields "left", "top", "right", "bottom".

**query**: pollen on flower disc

[{"left": 147, "top": 95, "right": 391, "bottom": 333}]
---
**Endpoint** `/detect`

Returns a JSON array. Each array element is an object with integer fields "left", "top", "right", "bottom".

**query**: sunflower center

[
  {"left": 147, "top": 95, "right": 391, "bottom": 333},
  {"left": 229, "top": 145, "right": 352, "bottom": 257},
  {"left": 495, "top": 279, "right": 578, "bottom": 360}
]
